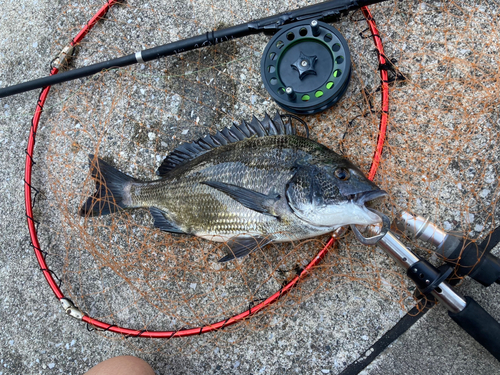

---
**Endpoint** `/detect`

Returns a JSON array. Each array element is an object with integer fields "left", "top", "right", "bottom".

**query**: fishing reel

[{"left": 261, "top": 20, "right": 352, "bottom": 115}]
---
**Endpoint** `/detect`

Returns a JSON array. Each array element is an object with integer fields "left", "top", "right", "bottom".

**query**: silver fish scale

[{"left": 128, "top": 135, "right": 333, "bottom": 241}]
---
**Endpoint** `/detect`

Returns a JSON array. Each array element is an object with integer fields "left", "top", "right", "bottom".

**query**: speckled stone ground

[{"left": 0, "top": 1, "right": 499, "bottom": 374}]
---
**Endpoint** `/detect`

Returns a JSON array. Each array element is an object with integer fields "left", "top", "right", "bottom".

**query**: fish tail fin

[{"left": 79, "top": 154, "right": 136, "bottom": 217}]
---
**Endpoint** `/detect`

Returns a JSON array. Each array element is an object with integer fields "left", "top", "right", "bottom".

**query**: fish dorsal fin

[{"left": 156, "top": 112, "right": 298, "bottom": 176}]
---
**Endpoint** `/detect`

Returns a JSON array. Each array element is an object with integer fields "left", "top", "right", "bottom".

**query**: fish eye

[{"left": 334, "top": 168, "right": 350, "bottom": 181}]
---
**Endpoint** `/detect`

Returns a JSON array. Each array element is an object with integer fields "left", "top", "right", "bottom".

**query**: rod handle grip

[{"left": 448, "top": 296, "right": 500, "bottom": 361}]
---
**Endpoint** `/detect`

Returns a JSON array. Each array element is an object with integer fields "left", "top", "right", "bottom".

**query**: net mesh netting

[{"left": 28, "top": 0, "right": 499, "bottom": 351}]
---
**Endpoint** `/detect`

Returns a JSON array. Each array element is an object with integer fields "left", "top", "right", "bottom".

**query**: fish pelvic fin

[
  {"left": 219, "top": 236, "right": 271, "bottom": 263},
  {"left": 149, "top": 207, "right": 188, "bottom": 234},
  {"left": 79, "top": 155, "right": 136, "bottom": 217}
]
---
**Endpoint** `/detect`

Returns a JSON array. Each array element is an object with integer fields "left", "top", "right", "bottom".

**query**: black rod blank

[{"left": 0, "top": 0, "right": 388, "bottom": 98}]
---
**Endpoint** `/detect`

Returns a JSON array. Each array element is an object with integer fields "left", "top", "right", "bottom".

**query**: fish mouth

[{"left": 347, "top": 190, "right": 388, "bottom": 205}]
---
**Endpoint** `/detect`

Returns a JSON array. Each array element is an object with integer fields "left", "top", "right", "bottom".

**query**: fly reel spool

[{"left": 261, "top": 20, "right": 351, "bottom": 115}]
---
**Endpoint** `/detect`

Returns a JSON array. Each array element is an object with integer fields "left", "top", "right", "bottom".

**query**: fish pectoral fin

[
  {"left": 219, "top": 236, "right": 271, "bottom": 263},
  {"left": 149, "top": 207, "right": 187, "bottom": 234},
  {"left": 202, "top": 181, "right": 280, "bottom": 217}
]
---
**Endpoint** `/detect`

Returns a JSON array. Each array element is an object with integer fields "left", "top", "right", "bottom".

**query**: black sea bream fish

[{"left": 80, "top": 113, "right": 386, "bottom": 262}]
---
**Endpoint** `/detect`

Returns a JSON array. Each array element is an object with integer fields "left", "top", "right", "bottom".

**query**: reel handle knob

[
  {"left": 311, "top": 20, "right": 320, "bottom": 36},
  {"left": 285, "top": 87, "right": 296, "bottom": 100}
]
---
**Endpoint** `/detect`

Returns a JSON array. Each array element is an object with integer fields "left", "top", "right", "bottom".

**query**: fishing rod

[
  {"left": 351, "top": 211, "right": 500, "bottom": 361},
  {"left": 0, "top": 0, "right": 389, "bottom": 101}
]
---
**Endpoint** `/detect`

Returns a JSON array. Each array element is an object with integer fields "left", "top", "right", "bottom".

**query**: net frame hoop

[{"left": 24, "top": 3, "right": 389, "bottom": 338}]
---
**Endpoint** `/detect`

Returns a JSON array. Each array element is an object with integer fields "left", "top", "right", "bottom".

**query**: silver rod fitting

[
  {"left": 135, "top": 51, "right": 144, "bottom": 63},
  {"left": 395, "top": 211, "right": 463, "bottom": 258},
  {"left": 430, "top": 282, "right": 467, "bottom": 314},
  {"left": 395, "top": 211, "right": 448, "bottom": 248},
  {"left": 377, "top": 230, "right": 420, "bottom": 269}
]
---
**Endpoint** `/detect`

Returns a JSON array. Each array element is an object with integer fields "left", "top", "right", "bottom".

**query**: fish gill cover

[{"left": 25, "top": 0, "right": 499, "bottom": 357}]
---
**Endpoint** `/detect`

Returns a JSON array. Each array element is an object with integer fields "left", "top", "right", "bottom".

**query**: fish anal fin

[
  {"left": 149, "top": 207, "right": 187, "bottom": 234},
  {"left": 219, "top": 236, "right": 271, "bottom": 262},
  {"left": 202, "top": 181, "right": 280, "bottom": 217}
]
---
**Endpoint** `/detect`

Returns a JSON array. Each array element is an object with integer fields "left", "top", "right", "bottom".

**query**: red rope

[
  {"left": 362, "top": 7, "right": 389, "bottom": 181},
  {"left": 25, "top": 67, "right": 64, "bottom": 299},
  {"left": 25, "top": 0, "right": 122, "bottom": 301},
  {"left": 26, "top": 3, "right": 389, "bottom": 338},
  {"left": 72, "top": 0, "right": 120, "bottom": 46}
]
